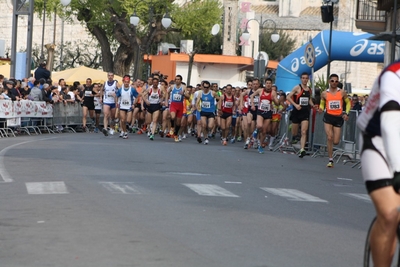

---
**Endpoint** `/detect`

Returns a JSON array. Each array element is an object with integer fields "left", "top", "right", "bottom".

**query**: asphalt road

[{"left": 0, "top": 131, "right": 373, "bottom": 267}]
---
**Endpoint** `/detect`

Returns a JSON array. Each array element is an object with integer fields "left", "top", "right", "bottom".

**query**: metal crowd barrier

[
  {"left": 333, "top": 110, "right": 359, "bottom": 163},
  {"left": 53, "top": 103, "right": 104, "bottom": 133},
  {"left": 273, "top": 111, "right": 297, "bottom": 154},
  {"left": 311, "top": 112, "right": 328, "bottom": 157}
]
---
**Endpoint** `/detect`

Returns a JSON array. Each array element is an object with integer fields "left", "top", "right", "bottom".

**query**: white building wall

[
  {"left": 0, "top": 2, "right": 88, "bottom": 60},
  {"left": 175, "top": 62, "right": 241, "bottom": 86}
]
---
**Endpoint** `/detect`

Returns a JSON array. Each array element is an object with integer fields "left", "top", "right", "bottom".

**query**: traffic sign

[{"left": 304, "top": 43, "right": 316, "bottom": 68}]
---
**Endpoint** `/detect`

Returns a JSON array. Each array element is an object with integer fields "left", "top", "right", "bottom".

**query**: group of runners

[
  {"left": 80, "top": 72, "right": 295, "bottom": 153},
  {"left": 78, "top": 72, "right": 353, "bottom": 167}
]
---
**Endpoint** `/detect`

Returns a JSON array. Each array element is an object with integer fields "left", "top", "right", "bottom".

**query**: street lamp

[
  {"left": 241, "top": 18, "right": 280, "bottom": 84},
  {"left": 59, "top": 0, "right": 71, "bottom": 71},
  {"left": 129, "top": 1, "right": 172, "bottom": 29},
  {"left": 130, "top": 0, "right": 172, "bottom": 78}
]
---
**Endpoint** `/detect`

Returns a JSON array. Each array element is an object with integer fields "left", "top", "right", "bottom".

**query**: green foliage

[
  {"left": 259, "top": 30, "right": 296, "bottom": 60},
  {"left": 313, "top": 74, "right": 329, "bottom": 91},
  {"left": 172, "top": 0, "right": 222, "bottom": 44},
  {"left": 163, "top": 32, "right": 222, "bottom": 54}
]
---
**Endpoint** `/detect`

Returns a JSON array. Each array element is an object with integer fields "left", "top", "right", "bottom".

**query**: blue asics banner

[{"left": 275, "top": 30, "right": 385, "bottom": 92}]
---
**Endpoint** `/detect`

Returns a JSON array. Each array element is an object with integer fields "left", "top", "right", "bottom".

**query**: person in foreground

[{"left": 357, "top": 61, "right": 400, "bottom": 267}]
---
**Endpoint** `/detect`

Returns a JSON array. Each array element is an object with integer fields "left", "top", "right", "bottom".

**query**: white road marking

[
  {"left": 183, "top": 184, "right": 239, "bottom": 197},
  {"left": 341, "top": 193, "right": 371, "bottom": 203},
  {"left": 26, "top": 182, "right": 69, "bottom": 194},
  {"left": 337, "top": 177, "right": 352, "bottom": 181},
  {"left": 169, "top": 172, "right": 211, "bottom": 176},
  {"left": 0, "top": 138, "right": 57, "bottom": 183},
  {"left": 260, "top": 188, "right": 328, "bottom": 203},
  {"left": 100, "top": 182, "right": 141, "bottom": 194},
  {"left": 224, "top": 181, "right": 242, "bottom": 184}
]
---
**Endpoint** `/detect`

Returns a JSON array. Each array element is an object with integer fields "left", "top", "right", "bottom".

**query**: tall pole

[
  {"left": 326, "top": 2, "right": 334, "bottom": 79},
  {"left": 60, "top": 18, "right": 65, "bottom": 71},
  {"left": 26, "top": 0, "right": 34, "bottom": 78},
  {"left": 39, "top": 0, "right": 47, "bottom": 64},
  {"left": 10, "top": 0, "right": 18, "bottom": 78},
  {"left": 391, "top": 0, "right": 398, "bottom": 63}
]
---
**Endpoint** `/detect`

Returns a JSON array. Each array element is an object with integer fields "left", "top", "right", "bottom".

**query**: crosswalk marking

[
  {"left": 260, "top": 188, "right": 328, "bottom": 203},
  {"left": 183, "top": 183, "right": 239, "bottom": 197},
  {"left": 26, "top": 182, "right": 69, "bottom": 194},
  {"left": 100, "top": 182, "right": 141, "bottom": 194},
  {"left": 341, "top": 193, "right": 371, "bottom": 203}
]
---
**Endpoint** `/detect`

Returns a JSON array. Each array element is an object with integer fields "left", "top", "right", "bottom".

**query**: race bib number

[
  {"left": 224, "top": 101, "right": 233, "bottom": 108},
  {"left": 107, "top": 93, "right": 113, "bottom": 98},
  {"left": 253, "top": 96, "right": 259, "bottom": 105},
  {"left": 122, "top": 100, "right": 129, "bottom": 105},
  {"left": 202, "top": 101, "right": 211, "bottom": 109},
  {"left": 85, "top": 91, "right": 92, "bottom": 97},
  {"left": 173, "top": 94, "right": 182, "bottom": 101},
  {"left": 299, "top": 97, "right": 308, "bottom": 106},
  {"left": 150, "top": 94, "right": 159, "bottom": 100},
  {"left": 328, "top": 100, "right": 341, "bottom": 110},
  {"left": 259, "top": 100, "right": 270, "bottom": 111}
]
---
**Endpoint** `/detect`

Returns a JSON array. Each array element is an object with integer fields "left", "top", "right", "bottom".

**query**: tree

[
  {"left": 172, "top": 0, "right": 222, "bottom": 84},
  {"left": 34, "top": 0, "right": 222, "bottom": 79},
  {"left": 259, "top": 30, "right": 296, "bottom": 60}
]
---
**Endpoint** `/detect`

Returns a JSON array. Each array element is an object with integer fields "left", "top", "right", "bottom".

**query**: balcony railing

[
  {"left": 377, "top": 0, "right": 400, "bottom": 11},
  {"left": 356, "top": 0, "right": 386, "bottom": 33}
]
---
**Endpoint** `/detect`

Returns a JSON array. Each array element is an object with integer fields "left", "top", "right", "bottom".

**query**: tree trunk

[
  {"left": 113, "top": 43, "right": 134, "bottom": 76},
  {"left": 187, "top": 52, "right": 195, "bottom": 86},
  {"left": 88, "top": 25, "right": 114, "bottom": 72},
  {"left": 132, "top": 43, "right": 143, "bottom": 80}
]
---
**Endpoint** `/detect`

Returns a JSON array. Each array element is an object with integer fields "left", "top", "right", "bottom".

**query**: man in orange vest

[{"left": 318, "top": 73, "right": 351, "bottom": 168}]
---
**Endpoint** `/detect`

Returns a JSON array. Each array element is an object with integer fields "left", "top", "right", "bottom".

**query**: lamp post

[
  {"left": 39, "top": 0, "right": 47, "bottom": 64},
  {"left": 321, "top": 0, "right": 339, "bottom": 78},
  {"left": 129, "top": 0, "right": 172, "bottom": 79},
  {"left": 241, "top": 18, "right": 279, "bottom": 85},
  {"left": 59, "top": 0, "right": 71, "bottom": 71}
]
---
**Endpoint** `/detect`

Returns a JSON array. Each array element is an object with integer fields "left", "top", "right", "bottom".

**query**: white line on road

[
  {"left": 0, "top": 138, "right": 57, "bottom": 183},
  {"left": 224, "top": 181, "right": 242, "bottom": 184},
  {"left": 341, "top": 193, "right": 371, "bottom": 203},
  {"left": 183, "top": 184, "right": 240, "bottom": 197},
  {"left": 26, "top": 181, "right": 69, "bottom": 194},
  {"left": 260, "top": 188, "right": 328, "bottom": 203},
  {"left": 337, "top": 177, "right": 353, "bottom": 181},
  {"left": 100, "top": 182, "right": 141, "bottom": 194}
]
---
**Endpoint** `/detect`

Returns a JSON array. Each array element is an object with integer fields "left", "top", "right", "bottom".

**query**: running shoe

[
  {"left": 159, "top": 131, "right": 164, "bottom": 138},
  {"left": 102, "top": 128, "right": 108, "bottom": 136},
  {"left": 149, "top": 134, "right": 154, "bottom": 141},
  {"left": 123, "top": 133, "right": 128, "bottom": 139},
  {"left": 147, "top": 131, "right": 151, "bottom": 137},
  {"left": 204, "top": 138, "right": 209, "bottom": 145},
  {"left": 178, "top": 135, "right": 182, "bottom": 142},
  {"left": 252, "top": 129, "right": 258, "bottom": 139},
  {"left": 268, "top": 145, "right": 274, "bottom": 151},
  {"left": 182, "top": 133, "right": 187, "bottom": 139},
  {"left": 94, "top": 127, "right": 99, "bottom": 133},
  {"left": 258, "top": 145, "right": 264, "bottom": 154},
  {"left": 119, "top": 131, "right": 124, "bottom": 138},
  {"left": 169, "top": 128, "right": 174, "bottom": 136},
  {"left": 109, "top": 128, "right": 115, "bottom": 135},
  {"left": 244, "top": 138, "right": 250, "bottom": 149},
  {"left": 327, "top": 160, "right": 334, "bottom": 168},
  {"left": 137, "top": 129, "right": 143, "bottom": 134},
  {"left": 299, "top": 149, "right": 306, "bottom": 158},
  {"left": 174, "top": 135, "right": 179, "bottom": 142},
  {"left": 237, "top": 136, "right": 242, "bottom": 142},
  {"left": 223, "top": 139, "right": 227, "bottom": 146},
  {"left": 230, "top": 138, "right": 235, "bottom": 144},
  {"left": 197, "top": 136, "right": 202, "bottom": 143}
]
